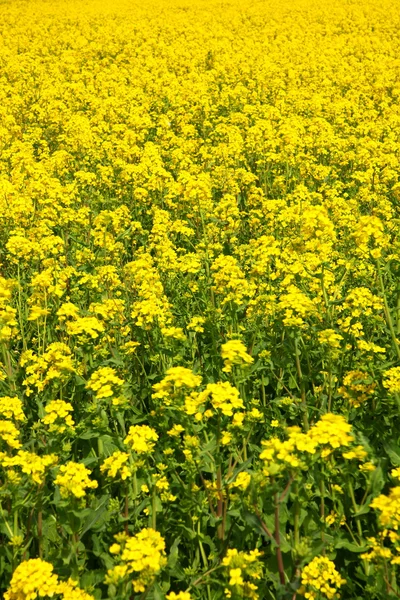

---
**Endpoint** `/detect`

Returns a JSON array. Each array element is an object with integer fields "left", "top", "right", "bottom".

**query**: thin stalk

[
  {"left": 124, "top": 486, "right": 129, "bottom": 535},
  {"left": 377, "top": 260, "right": 400, "bottom": 361},
  {"left": 187, "top": 565, "right": 222, "bottom": 591},
  {"left": 17, "top": 264, "right": 27, "bottom": 350},
  {"left": 216, "top": 467, "right": 224, "bottom": 540},
  {"left": 293, "top": 481, "right": 300, "bottom": 548},
  {"left": 320, "top": 478, "right": 326, "bottom": 553},
  {"left": 347, "top": 477, "right": 363, "bottom": 540},
  {"left": 198, "top": 522, "right": 212, "bottom": 600},
  {"left": 253, "top": 506, "right": 274, "bottom": 542},
  {"left": 151, "top": 486, "right": 157, "bottom": 530},
  {"left": 397, "top": 286, "right": 400, "bottom": 334},
  {"left": 261, "top": 381, "right": 266, "bottom": 407},
  {"left": 294, "top": 338, "right": 309, "bottom": 431},
  {"left": 38, "top": 509, "right": 43, "bottom": 558},
  {"left": 274, "top": 494, "right": 286, "bottom": 586}
]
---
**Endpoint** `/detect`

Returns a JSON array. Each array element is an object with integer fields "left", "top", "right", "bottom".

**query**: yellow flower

[
  {"left": 339, "top": 370, "right": 376, "bottom": 408},
  {"left": 4, "top": 558, "right": 59, "bottom": 600},
  {"left": 0, "top": 451, "right": 58, "bottom": 485},
  {"left": 222, "top": 548, "right": 263, "bottom": 598},
  {"left": 221, "top": 431, "right": 232, "bottom": 445},
  {"left": 308, "top": 414, "right": 354, "bottom": 449},
  {"left": 101, "top": 451, "right": 131, "bottom": 480},
  {"left": 221, "top": 339, "right": 254, "bottom": 373},
  {"left": 86, "top": 367, "right": 124, "bottom": 399},
  {"left": 166, "top": 592, "right": 192, "bottom": 600},
  {"left": 232, "top": 472, "right": 251, "bottom": 490},
  {"left": 42, "top": 400, "right": 74, "bottom": 433},
  {"left": 55, "top": 462, "right": 98, "bottom": 498},
  {"left": 4, "top": 559, "right": 94, "bottom": 600},
  {"left": 109, "top": 544, "right": 121, "bottom": 555},
  {"left": 229, "top": 568, "right": 244, "bottom": 586},
  {"left": 370, "top": 486, "right": 400, "bottom": 530},
  {"left": 194, "top": 381, "right": 244, "bottom": 417},
  {"left": 0, "top": 420, "right": 22, "bottom": 449},
  {"left": 106, "top": 528, "right": 166, "bottom": 593},
  {"left": 153, "top": 367, "right": 202, "bottom": 404},
  {"left": 300, "top": 556, "right": 346, "bottom": 600},
  {"left": 383, "top": 367, "right": 400, "bottom": 394},
  {"left": 27, "top": 306, "right": 50, "bottom": 322},
  {"left": 212, "top": 255, "right": 253, "bottom": 306},
  {"left": 167, "top": 424, "right": 185, "bottom": 437},
  {"left": 66, "top": 316, "right": 105, "bottom": 340},
  {"left": 0, "top": 397, "right": 25, "bottom": 422},
  {"left": 318, "top": 329, "right": 343, "bottom": 349},
  {"left": 21, "top": 343, "right": 75, "bottom": 395},
  {"left": 187, "top": 316, "right": 205, "bottom": 333},
  {"left": 124, "top": 425, "right": 158, "bottom": 454},
  {"left": 391, "top": 468, "right": 400, "bottom": 480}
]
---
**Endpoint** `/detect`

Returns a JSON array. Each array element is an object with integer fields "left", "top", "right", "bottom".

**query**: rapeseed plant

[{"left": 1, "top": 0, "right": 400, "bottom": 597}]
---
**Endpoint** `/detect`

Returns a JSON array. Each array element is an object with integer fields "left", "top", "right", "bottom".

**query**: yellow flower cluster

[
  {"left": 0, "top": 397, "right": 25, "bottom": 422},
  {"left": 222, "top": 548, "right": 263, "bottom": 600},
  {"left": 54, "top": 462, "right": 98, "bottom": 498},
  {"left": 86, "top": 367, "right": 124, "bottom": 399},
  {"left": 5, "top": 558, "right": 94, "bottom": 600},
  {"left": 153, "top": 367, "right": 202, "bottom": 404},
  {"left": 21, "top": 343, "right": 75, "bottom": 396},
  {"left": 361, "top": 531, "right": 400, "bottom": 565},
  {"left": 101, "top": 451, "right": 131, "bottom": 480},
  {"left": 0, "top": 277, "right": 18, "bottom": 343},
  {"left": 1, "top": 0, "right": 400, "bottom": 595},
  {"left": 260, "top": 414, "right": 363, "bottom": 477},
  {"left": 184, "top": 381, "right": 244, "bottom": 419},
  {"left": 383, "top": 367, "right": 400, "bottom": 394},
  {"left": 231, "top": 472, "right": 251, "bottom": 491},
  {"left": 0, "top": 451, "right": 58, "bottom": 485},
  {"left": 212, "top": 256, "right": 254, "bottom": 306},
  {"left": 221, "top": 340, "right": 254, "bottom": 373},
  {"left": 124, "top": 425, "right": 158, "bottom": 454},
  {"left": 299, "top": 556, "right": 346, "bottom": 600},
  {"left": 105, "top": 528, "right": 166, "bottom": 593},
  {"left": 42, "top": 400, "right": 75, "bottom": 433},
  {"left": 187, "top": 316, "right": 205, "bottom": 333},
  {"left": 125, "top": 254, "right": 172, "bottom": 329},
  {"left": 339, "top": 371, "right": 376, "bottom": 407},
  {"left": 370, "top": 486, "right": 400, "bottom": 531},
  {"left": 4, "top": 559, "right": 59, "bottom": 600},
  {"left": 278, "top": 286, "right": 318, "bottom": 329},
  {"left": 0, "top": 420, "right": 22, "bottom": 449}
]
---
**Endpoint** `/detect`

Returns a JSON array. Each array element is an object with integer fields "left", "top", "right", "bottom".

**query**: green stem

[
  {"left": 294, "top": 338, "right": 309, "bottom": 431},
  {"left": 320, "top": 478, "right": 326, "bottom": 553},
  {"left": 377, "top": 260, "right": 400, "bottom": 361},
  {"left": 151, "top": 486, "right": 157, "bottom": 530},
  {"left": 347, "top": 477, "right": 363, "bottom": 540},
  {"left": 274, "top": 493, "right": 286, "bottom": 586},
  {"left": 124, "top": 486, "right": 129, "bottom": 535},
  {"left": 293, "top": 481, "right": 300, "bottom": 548}
]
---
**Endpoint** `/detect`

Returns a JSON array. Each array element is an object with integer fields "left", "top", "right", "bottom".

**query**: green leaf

[
  {"left": 370, "top": 466, "right": 384, "bottom": 495},
  {"left": 79, "top": 430, "right": 99, "bottom": 440},
  {"left": 335, "top": 539, "right": 369, "bottom": 553},
  {"left": 81, "top": 495, "right": 110, "bottom": 536},
  {"left": 243, "top": 511, "right": 275, "bottom": 545},
  {"left": 168, "top": 536, "right": 180, "bottom": 569},
  {"left": 353, "top": 503, "right": 370, "bottom": 517},
  {"left": 384, "top": 442, "right": 400, "bottom": 466}
]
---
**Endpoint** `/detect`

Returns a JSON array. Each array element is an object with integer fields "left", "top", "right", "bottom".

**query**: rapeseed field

[{"left": 1, "top": 0, "right": 400, "bottom": 597}]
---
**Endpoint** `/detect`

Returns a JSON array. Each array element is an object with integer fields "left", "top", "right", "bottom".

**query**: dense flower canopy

[{"left": 1, "top": 0, "right": 400, "bottom": 597}]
